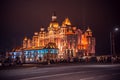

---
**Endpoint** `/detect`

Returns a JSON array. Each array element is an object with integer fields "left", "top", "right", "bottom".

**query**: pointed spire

[
  {"left": 52, "top": 11, "right": 56, "bottom": 16},
  {"left": 86, "top": 27, "right": 91, "bottom": 32},
  {"left": 85, "top": 27, "right": 92, "bottom": 37},
  {"left": 62, "top": 17, "right": 71, "bottom": 26},
  {"left": 49, "top": 12, "right": 59, "bottom": 29},
  {"left": 52, "top": 11, "right": 57, "bottom": 21}
]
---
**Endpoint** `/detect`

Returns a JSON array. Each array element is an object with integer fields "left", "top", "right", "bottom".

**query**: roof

[{"left": 62, "top": 17, "right": 71, "bottom": 26}]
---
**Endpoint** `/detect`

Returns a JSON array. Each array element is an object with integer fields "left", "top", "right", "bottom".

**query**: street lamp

[
  {"left": 114, "top": 27, "right": 119, "bottom": 32},
  {"left": 110, "top": 27, "right": 119, "bottom": 58}
]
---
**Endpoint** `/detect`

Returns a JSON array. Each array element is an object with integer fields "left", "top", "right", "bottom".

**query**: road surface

[{"left": 0, "top": 64, "right": 120, "bottom": 80}]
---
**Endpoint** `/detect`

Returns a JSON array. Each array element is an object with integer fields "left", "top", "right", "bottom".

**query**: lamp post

[{"left": 110, "top": 27, "right": 119, "bottom": 62}]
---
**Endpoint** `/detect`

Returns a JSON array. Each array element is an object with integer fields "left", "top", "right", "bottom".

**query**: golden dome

[
  {"left": 49, "top": 21, "right": 59, "bottom": 29},
  {"left": 49, "top": 12, "right": 59, "bottom": 29}
]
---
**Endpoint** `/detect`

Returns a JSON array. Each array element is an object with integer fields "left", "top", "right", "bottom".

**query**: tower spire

[
  {"left": 62, "top": 17, "right": 71, "bottom": 26},
  {"left": 52, "top": 11, "right": 57, "bottom": 21},
  {"left": 52, "top": 11, "right": 56, "bottom": 16}
]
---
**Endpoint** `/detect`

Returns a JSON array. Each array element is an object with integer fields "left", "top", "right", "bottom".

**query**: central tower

[{"left": 49, "top": 12, "right": 59, "bottom": 30}]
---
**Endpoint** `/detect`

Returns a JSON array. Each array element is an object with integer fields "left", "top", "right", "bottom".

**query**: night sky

[{"left": 0, "top": 0, "right": 120, "bottom": 55}]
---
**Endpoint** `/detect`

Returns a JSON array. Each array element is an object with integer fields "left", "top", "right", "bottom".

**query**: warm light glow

[
  {"left": 21, "top": 14, "right": 95, "bottom": 59},
  {"left": 86, "top": 27, "right": 91, "bottom": 32},
  {"left": 81, "top": 35, "right": 88, "bottom": 45},
  {"left": 62, "top": 17, "right": 71, "bottom": 26},
  {"left": 40, "top": 28, "right": 45, "bottom": 31},
  {"left": 80, "top": 34, "right": 88, "bottom": 50},
  {"left": 72, "top": 27, "right": 76, "bottom": 31},
  {"left": 34, "top": 32, "right": 38, "bottom": 35},
  {"left": 32, "top": 46, "right": 35, "bottom": 48},
  {"left": 24, "top": 37, "right": 27, "bottom": 41},
  {"left": 49, "top": 22, "right": 59, "bottom": 29}
]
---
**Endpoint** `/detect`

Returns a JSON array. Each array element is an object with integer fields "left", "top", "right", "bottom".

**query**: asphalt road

[{"left": 0, "top": 64, "right": 120, "bottom": 80}]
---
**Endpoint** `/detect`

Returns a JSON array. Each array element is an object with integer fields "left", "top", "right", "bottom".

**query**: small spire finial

[
  {"left": 52, "top": 11, "right": 56, "bottom": 16},
  {"left": 86, "top": 27, "right": 91, "bottom": 32},
  {"left": 52, "top": 11, "right": 57, "bottom": 21}
]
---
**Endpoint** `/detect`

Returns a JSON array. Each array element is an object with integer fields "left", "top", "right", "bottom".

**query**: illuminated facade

[{"left": 9, "top": 13, "right": 95, "bottom": 62}]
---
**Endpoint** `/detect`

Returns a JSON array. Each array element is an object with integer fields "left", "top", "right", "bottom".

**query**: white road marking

[
  {"left": 21, "top": 67, "right": 120, "bottom": 80},
  {"left": 21, "top": 71, "right": 91, "bottom": 80},
  {"left": 80, "top": 77, "right": 95, "bottom": 80}
]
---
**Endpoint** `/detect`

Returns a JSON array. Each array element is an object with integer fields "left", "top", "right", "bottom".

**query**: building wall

[{"left": 21, "top": 14, "right": 96, "bottom": 60}]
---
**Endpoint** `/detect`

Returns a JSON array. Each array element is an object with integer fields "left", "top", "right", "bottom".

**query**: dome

[
  {"left": 49, "top": 21, "right": 59, "bottom": 29},
  {"left": 49, "top": 12, "right": 59, "bottom": 30}
]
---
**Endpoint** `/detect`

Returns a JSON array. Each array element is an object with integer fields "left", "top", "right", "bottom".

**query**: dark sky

[{"left": 0, "top": 0, "right": 120, "bottom": 55}]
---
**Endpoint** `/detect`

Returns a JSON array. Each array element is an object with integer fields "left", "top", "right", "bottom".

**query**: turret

[
  {"left": 27, "top": 39, "right": 31, "bottom": 48},
  {"left": 49, "top": 12, "right": 59, "bottom": 30},
  {"left": 32, "top": 32, "right": 39, "bottom": 48},
  {"left": 52, "top": 12, "right": 57, "bottom": 21},
  {"left": 39, "top": 27, "right": 46, "bottom": 47},
  {"left": 85, "top": 27, "right": 92, "bottom": 37},
  {"left": 23, "top": 37, "right": 27, "bottom": 49}
]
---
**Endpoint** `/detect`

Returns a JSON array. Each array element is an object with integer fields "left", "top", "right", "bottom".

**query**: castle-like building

[{"left": 9, "top": 13, "right": 95, "bottom": 63}]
